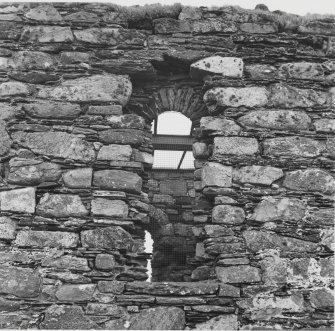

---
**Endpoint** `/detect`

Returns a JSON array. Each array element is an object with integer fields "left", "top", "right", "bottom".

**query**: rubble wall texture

[{"left": 0, "top": 2, "right": 334, "bottom": 330}]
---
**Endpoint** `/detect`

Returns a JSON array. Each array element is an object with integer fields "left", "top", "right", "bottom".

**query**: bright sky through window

[{"left": 151, "top": 111, "right": 192, "bottom": 135}]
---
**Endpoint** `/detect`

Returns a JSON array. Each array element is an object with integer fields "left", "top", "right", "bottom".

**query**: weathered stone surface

[
  {"left": 9, "top": 51, "right": 56, "bottom": 70},
  {"left": 0, "top": 82, "right": 29, "bottom": 97},
  {"left": 240, "top": 22, "right": 277, "bottom": 34},
  {"left": 204, "top": 87, "right": 268, "bottom": 110},
  {"left": 243, "top": 230, "right": 319, "bottom": 253},
  {"left": 129, "top": 307, "right": 185, "bottom": 330},
  {"left": 24, "top": 4, "right": 63, "bottom": 22},
  {"left": 97, "top": 280, "right": 125, "bottom": 294},
  {"left": 12, "top": 132, "right": 95, "bottom": 162},
  {"left": 81, "top": 226, "right": 134, "bottom": 251},
  {"left": 314, "top": 118, "right": 335, "bottom": 133},
  {"left": 8, "top": 158, "right": 61, "bottom": 185},
  {"left": 99, "top": 129, "right": 146, "bottom": 146},
  {"left": 0, "top": 120, "right": 11, "bottom": 156},
  {"left": 0, "top": 266, "right": 41, "bottom": 298},
  {"left": 97, "top": 144, "right": 132, "bottom": 161},
  {"left": 283, "top": 169, "right": 335, "bottom": 195},
  {"left": 195, "top": 314, "right": 238, "bottom": 330},
  {"left": 88, "top": 105, "right": 122, "bottom": 116},
  {"left": 37, "top": 75, "right": 132, "bottom": 105},
  {"left": 15, "top": 230, "right": 79, "bottom": 248},
  {"left": 201, "top": 163, "right": 232, "bottom": 188},
  {"left": 216, "top": 265, "right": 261, "bottom": 283},
  {"left": 260, "top": 251, "right": 288, "bottom": 286},
  {"left": 55, "top": 284, "right": 96, "bottom": 302},
  {"left": 192, "top": 20, "right": 238, "bottom": 34},
  {"left": 212, "top": 205, "right": 245, "bottom": 224},
  {"left": 91, "top": 198, "right": 128, "bottom": 218},
  {"left": 86, "top": 303, "right": 126, "bottom": 317},
  {"left": 279, "top": 62, "right": 324, "bottom": 80},
  {"left": 219, "top": 284, "right": 240, "bottom": 297},
  {"left": 0, "top": 187, "right": 36, "bottom": 213},
  {"left": 245, "top": 64, "right": 278, "bottom": 79},
  {"left": 9, "top": 71, "right": 60, "bottom": 84},
  {"left": 200, "top": 116, "right": 241, "bottom": 135},
  {"left": 298, "top": 22, "right": 335, "bottom": 36},
  {"left": 251, "top": 197, "right": 306, "bottom": 222},
  {"left": 107, "top": 114, "right": 145, "bottom": 130},
  {"left": 269, "top": 83, "right": 328, "bottom": 108},
  {"left": 263, "top": 136, "right": 323, "bottom": 157},
  {"left": 93, "top": 170, "right": 142, "bottom": 194},
  {"left": 0, "top": 216, "right": 17, "bottom": 240},
  {"left": 192, "top": 142, "right": 209, "bottom": 158},
  {"left": 154, "top": 18, "right": 191, "bottom": 34},
  {"left": 23, "top": 101, "right": 81, "bottom": 118},
  {"left": 62, "top": 168, "right": 92, "bottom": 188},
  {"left": 36, "top": 193, "right": 88, "bottom": 217},
  {"left": 310, "top": 288, "right": 334, "bottom": 309},
  {"left": 40, "top": 305, "right": 99, "bottom": 329},
  {"left": 42, "top": 255, "right": 90, "bottom": 271},
  {"left": 238, "top": 110, "right": 311, "bottom": 130},
  {"left": 95, "top": 254, "right": 116, "bottom": 270},
  {"left": 190, "top": 56, "right": 243, "bottom": 80},
  {"left": 233, "top": 165, "right": 283, "bottom": 185},
  {"left": 20, "top": 26, "right": 74, "bottom": 43},
  {"left": 203, "top": 225, "right": 234, "bottom": 237},
  {"left": 214, "top": 137, "right": 259, "bottom": 156}
]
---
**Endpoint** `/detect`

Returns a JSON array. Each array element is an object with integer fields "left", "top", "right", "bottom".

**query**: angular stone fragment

[
  {"left": 40, "top": 305, "right": 99, "bottom": 330},
  {"left": 192, "top": 20, "right": 237, "bottom": 34},
  {"left": 87, "top": 104, "right": 122, "bottom": 116},
  {"left": 216, "top": 265, "right": 261, "bottom": 283},
  {"left": 212, "top": 205, "right": 245, "bottom": 224},
  {"left": 154, "top": 18, "right": 192, "bottom": 34},
  {"left": 36, "top": 193, "right": 88, "bottom": 217},
  {"left": 263, "top": 136, "right": 323, "bottom": 157},
  {"left": 260, "top": 252, "right": 288, "bottom": 286},
  {"left": 200, "top": 116, "right": 241, "bottom": 135},
  {"left": 91, "top": 198, "right": 128, "bottom": 218},
  {"left": 0, "top": 187, "right": 35, "bottom": 213},
  {"left": 9, "top": 51, "right": 56, "bottom": 70},
  {"left": 42, "top": 255, "right": 90, "bottom": 271},
  {"left": 93, "top": 170, "right": 142, "bottom": 194},
  {"left": 15, "top": 230, "right": 79, "bottom": 248},
  {"left": 279, "top": 62, "right": 324, "bottom": 80},
  {"left": 0, "top": 82, "right": 29, "bottom": 97},
  {"left": 283, "top": 169, "right": 335, "bottom": 195},
  {"left": 245, "top": 64, "right": 278, "bottom": 79},
  {"left": 219, "top": 284, "right": 240, "bottom": 297},
  {"left": 195, "top": 314, "right": 238, "bottom": 330},
  {"left": 97, "top": 280, "right": 125, "bottom": 294},
  {"left": 62, "top": 168, "right": 92, "bottom": 188},
  {"left": 81, "top": 226, "right": 134, "bottom": 251},
  {"left": 37, "top": 75, "right": 132, "bottom": 105},
  {"left": 240, "top": 22, "right": 277, "bottom": 34},
  {"left": 252, "top": 197, "right": 306, "bottom": 222},
  {"left": 213, "top": 137, "right": 259, "bottom": 156},
  {"left": 24, "top": 4, "right": 63, "bottom": 22},
  {"left": 97, "top": 144, "right": 132, "bottom": 161},
  {"left": 0, "top": 121, "right": 11, "bottom": 156},
  {"left": 243, "top": 230, "right": 319, "bottom": 253},
  {"left": 86, "top": 303, "right": 126, "bottom": 317},
  {"left": 107, "top": 114, "right": 145, "bottom": 130},
  {"left": 8, "top": 158, "right": 61, "bottom": 185},
  {"left": 0, "top": 266, "right": 41, "bottom": 298},
  {"left": 12, "top": 132, "right": 95, "bottom": 162},
  {"left": 233, "top": 165, "right": 283, "bottom": 185},
  {"left": 23, "top": 101, "right": 81, "bottom": 118},
  {"left": 20, "top": 26, "right": 74, "bottom": 43},
  {"left": 95, "top": 254, "right": 116, "bottom": 270},
  {"left": 298, "top": 22, "right": 335, "bottom": 36},
  {"left": 238, "top": 110, "right": 311, "bottom": 131},
  {"left": 0, "top": 216, "right": 17, "bottom": 240},
  {"left": 310, "top": 288, "right": 334, "bottom": 309},
  {"left": 99, "top": 129, "right": 146, "bottom": 146},
  {"left": 204, "top": 87, "right": 268, "bottom": 110},
  {"left": 201, "top": 163, "right": 232, "bottom": 188},
  {"left": 203, "top": 225, "right": 234, "bottom": 237},
  {"left": 269, "top": 83, "right": 328, "bottom": 108},
  {"left": 314, "top": 118, "right": 335, "bottom": 133},
  {"left": 190, "top": 56, "right": 243, "bottom": 80},
  {"left": 55, "top": 284, "right": 96, "bottom": 302}
]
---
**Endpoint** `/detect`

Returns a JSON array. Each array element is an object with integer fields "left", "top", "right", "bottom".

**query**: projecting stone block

[
  {"left": 238, "top": 110, "right": 311, "bottom": 131},
  {"left": 37, "top": 75, "right": 132, "bottom": 105},
  {"left": 12, "top": 132, "right": 95, "bottom": 162},
  {"left": 283, "top": 169, "right": 335, "bottom": 195},
  {"left": 243, "top": 230, "right": 319, "bottom": 253},
  {"left": 190, "top": 56, "right": 243, "bottom": 80},
  {"left": 200, "top": 116, "right": 241, "bottom": 135},
  {"left": 240, "top": 22, "right": 277, "bottom": 34},
  {"left": 216, "top": 265, "right": 261, "bottom": 283},
  {"left": 314, "top": 118, "right": 335, "bottom": 133},
  {"left": 24, "top": 4, "right": 63, "bottom": 22},
  {"left": 23, "top": 101, "right": 81, "bottom": 118},
  {"left": 36, "top": 193, "right": 88, "bottom": 217},
  {"left": 93, "top": 170, "right": 142, "bottom": 194},
  {"left": 62, "top": 168, "right": 92, "bottom": 188},
  {"left": 55, "top": 284, "right": 96, "bottom": 302},
  {"left": 279, "top": 62, "right": 324, "bottom": 80},
  {"left": 97, "top": 144, "right": 132, "bottom": 161},
  {"left": 0, "top": 187, "right": 35, "bottom": 213},
  {"left": 20, "top": 26, "right": 74, "bottom": 43},
  {"left": 42, "top": 255, "right": 90, "bottom": 272},
  {"left": 233, "top": 165, "right": 283, "bottom": 185},
  {"left": 213, "top": 137, "right": 259, "bottom": 156},
  {"left": 0, "top": 216, "right": 17, "bottom": 240},
  {"left": 212, "top": 205, "right": 245, "bottom": 225},
  {"left": 201, "top": 163, "right": 232, "bottom": 188},
  {"left": 15, "top": 230, "right": 79, "bottom": 248},
  {"left": 91, "top": 198, "right": 128, "bottom": 217},
  {"left": 95, "top": 254, "right": 116, "bottom": 270},
  {"left": 0, "top": 82, "right": 29, "bottom": 97},
  {"left": 195, "top": 315, "right": 238, "bottom": 330}
]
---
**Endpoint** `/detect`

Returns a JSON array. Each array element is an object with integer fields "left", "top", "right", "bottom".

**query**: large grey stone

[
  {"left": 240, "top": 22, "right": 277, "bottom": 34},
  {"left": 251, "top": 197, "right": 306, "bottom": 222},
  {"left": 36, "top": 193, "right": 88, "bottom": 217},
  {"left": 298, "top": 21, "right": 335, "bottom": 35},
  {"left": 0, "top": 187, "right": 36, "bottom": 213},
  {"left": 99, "top": 129, "right": 146, "bottom": 146},
  {"left": 243, "top": 230, "right": 319, "bottom": 253},
  {"left": 81, "top": 226, "right": 134, "bottom": 251},
  {"left": 216, "top": 265, "right": 261, "bottom": 283},
  {"left": 20, "top": 26, "right": 74, "bottom": 43},
  {"left": 203, "top": 225, "right": 234, "bottom": 237},
  {"left": 200, "top": 116, "right": 241, "bottom": 135},
  {"left": 233, "top": 165, "right": 283, "bottom": 185},
  {"left": 279, "top": 62, "right": 324, "bottom": 80},
  {"left": 314, "top": 118, "right": 335, "bottom": 133},
  {"left": 62, "top": 168, "right": 92, "bottom": 188},
  {"left": 9, "top": 51, "right": 56, "bottom": 70},
  {"left": 91, "top": 198, "right": 128, "bottom": 218},
  {"left": 245, "top": 64, "right": 278, "bottom": 79},
  {"left": 213, "top": 137, "right": 259, "bottom": 156},
  {"left": 24, "top": 4, "right": 63, "bottom": 22},
  {"left": 0, "top": 82, "right": 29, "bottom": 97},
  {"left": 107, "top": 115, "right": 146, "bottom": 130},
  {"left": 15, "top": 230, "right": 79, "bottom": 248},
  {"left": 95, "top": 254, "right": 116, "bottom": 270},
  {"left": 12, "top": 131, "right": 95, "bottom": 162},
  {"left": 0, "top": 266, "right": 41, "bottom": 298},
  {"left": 201, "top": 163, "right": 232, "bottom": 188},
  {"left": 86, "top": 303, "right": 126, "bottom": 317},
  {"left": 310, "top": 288, "right": 334, "bottom": 309},
  {"left": 23, "top": 101, "right": 81, "bottom": 118},
  {"left": 195, "top": 314, "right": 238, "bottom": 330},
  {"left": 97, "top": 144, "right": 132, "bottom": 161},
  {"left": 212, "top": 205, "right": 245, "bottom": 224},
  {"left": 55, "top": 284, "right": 96, "bottom": 302},
  {"left": 97, "top": 280, "right": 125, "bottom": 294},
  {"left": 37, "top": 75, "right": 132, "bottom": 105},
  {"left": 93, "top": 170, "right": 142, "bottom": 194},
  {"left": 238, "top": 110, "right": 311, "bottom": 131},
  {"left": 283, "top": 169, "right": 335, "bottom": 195},
  {"left": 260, "top": 252, "right": 288, "bottom": 286},
  {"left": 42, "top": 255, "right": 90, "bottom": 272},
  {"left": 0, "top": 216, "right": 17, "bottom": 240},
  {"left": 0, "top": 120, "right": 11, "bottom": 156}
]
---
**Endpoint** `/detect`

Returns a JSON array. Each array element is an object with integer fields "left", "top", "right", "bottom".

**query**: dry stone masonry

[{"left": 0, "top": 2, "right": 333, "bottom": 330}]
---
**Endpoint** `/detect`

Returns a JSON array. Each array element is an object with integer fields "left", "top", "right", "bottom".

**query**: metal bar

[
  {"left": 152, "top": 135, "right": 194, "bottom": 151},
  {"left": 154, "top": 118, "right": 158, "bottom": 135},
  {"left": 177, "top": 150, "right": 187, "bottom": 170}
]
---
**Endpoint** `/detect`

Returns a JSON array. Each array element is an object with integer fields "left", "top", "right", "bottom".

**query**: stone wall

[{"left": 0, "top": 2, "right": 334, "bottom": 330}]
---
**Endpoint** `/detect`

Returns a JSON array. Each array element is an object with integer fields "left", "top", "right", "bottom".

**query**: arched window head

[{"left": 151, "top": 111, "right": 192, "bottom": 136}]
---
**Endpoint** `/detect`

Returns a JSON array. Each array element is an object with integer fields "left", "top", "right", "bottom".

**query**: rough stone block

[
  {"left": 87, "top": 105, "right": 122, "bottom": 116},
  {"left": 0, "top": 216, "right": 17, "bottom": 240},
  {"left": 245, "top": 64, "right": 278, "bottom": 79},
  {"left": 212, "top": 205, "right": 245, "bottom": 224},
  {"left": 240, "top": 22, "right": 277, "bottom": 34},
  {"left": 95, "top": 254, "right": 116, "bottom": 270},
  {"left": 0, "top": 120, "right": 11, "bottom": 156},
  {"left": 213, "top": 137, "right": 259, "bottom": 156},
  {"left": 310, "top": 288, "right": 334, "bottom": 309},
  {"left": 9, "top": 51, "right": 56, "bottom": 70},
  {"left": 86, "top": 303, "right": 126, "bottom": 317},
  {"left": 91, "top": 198, "right": 128, "bottom": 217},
  {"left": 201, "top": 163, "right": 232, "bottom": 188},
  {"left": 107, "top": 114, "right": 146, "bottom": 130},
  {"left": 195, "top": 315, "right": 238, "bottom": 330},
  {"left": 97, "top": 280, "right": 125, "bottom": 294},
  {"left": 42, "top": 255, "right": 90, "bottom": 272},
  {"left": 298, "top": 21, "right": 335, "bottom": 36},
  {"left": 192, "top": 20, "right": 238, "bottom": 34},
  {"left": 219, "top": 284, "right": 240, "bottom": 297},
  {"left": 200, "top": 116, "right": 241, "bottom": 135},
  {"left": 62, "top": 168, "right": 92, "bottom": 188},
  {"left": 233, "top": 165, "right": 283, "bottom": 185},
  {"left": 314, "top": 118, "right": 335, "bottom": 132},
  {"left": 216, "top": 265, "right": 261, "bottom": 283},
  {"left": 193, "top": 142, "right": 209, "bottom": 158},
  {"left": 99, "top": 129, "right": 146, "bottom": 146},
  {"left": 97, "top": 144, "right": 132, "bottom": 161},
  {"left": 0, "top": 187, "right": 36, "bottom": 213},
  {"left": 279, "top": 62, "right": 324, "bottom": 80},
  {"left": 55, "top": 284, "right": 96, "bottom": 302},
  {"left": 20, "top": 26, "right": 74, "bottom": 43},
  {"left": 24, "top": 4, "right": 63, "bottom": 22},
  {"left": 22, "top": 101, "right": 81, "bottom": 118},
  {"left": 154, "top": 18, "right": 191, "bottom": 34},
  {"left": 36, "top": 193, "right": 88, "bottom": 217},
  {"left": 203, "top": 225, "right": 234, "bottom": 237},
  {"left": 0, "top": 82, "right": 29, "bottom": 97}
]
